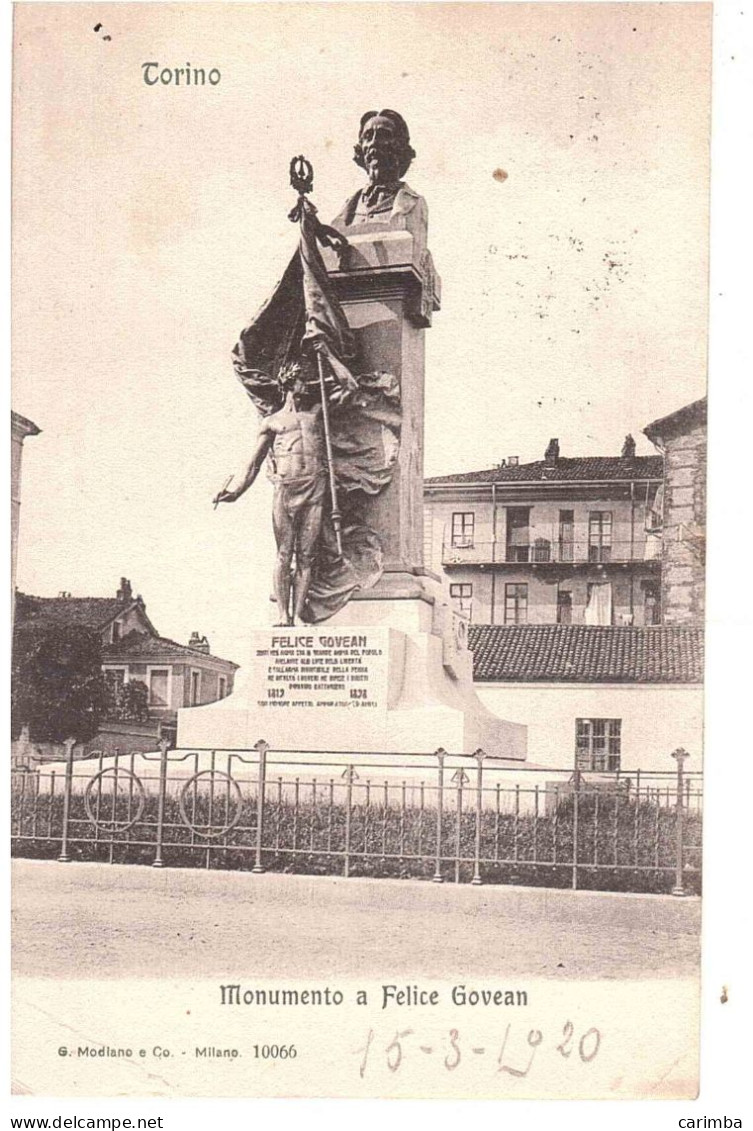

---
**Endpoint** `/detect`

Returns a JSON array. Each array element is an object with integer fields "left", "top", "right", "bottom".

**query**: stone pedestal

[
  {"left": 322, "top": 220, "right": 440, "bottom": 596},
  {"left": 177, "top": 597, "right": 526, "bottom": 759}
]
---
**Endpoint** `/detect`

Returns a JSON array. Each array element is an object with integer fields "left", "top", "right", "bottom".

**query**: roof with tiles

[
  {"left": 644, "top": 397, "right": 707, "bottom": 443},
  {"left": 467, "top": 624, "right": 703, "bottom": 684},
  {"left": 425, "top": 454, "right": 663, "bottom": 486},
  {"left": 15, "top": 593, "right": 135, "bottom": 631},
  {"left": 102, "top": 630, "right": 238, "bottom": 669}
]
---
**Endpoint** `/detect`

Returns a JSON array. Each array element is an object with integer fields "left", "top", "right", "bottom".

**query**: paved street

[{"left": 12, "top": 858, "right": 700, "bottom": 980}]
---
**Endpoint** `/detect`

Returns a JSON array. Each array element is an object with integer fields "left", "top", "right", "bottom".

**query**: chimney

[
  {"left": 496, "top": 458, "right": 507, "bottom": 469},
  {"left": 189, "top": 631, "right": 210, "bottom": 654},
  {"left": 507, "top": 456, "right": 519, "bottom": 466},
  {"left": 116, "top": 577, "right": 133, "bottom": 603},
  {"left": 621, "top": 434, "right": 636, "bottom": 459},
  {"left": 544, "top": 438, "right": 560, "bottom": 464}
]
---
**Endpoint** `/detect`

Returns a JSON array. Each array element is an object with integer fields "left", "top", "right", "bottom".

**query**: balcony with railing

[{"left": 442, "top": 536, "right": 662, "bottom": 567}]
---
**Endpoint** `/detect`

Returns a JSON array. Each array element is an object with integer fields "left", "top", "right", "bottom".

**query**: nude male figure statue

[{"left": 214, "top": 371, "right": 327, "bottom": 626}]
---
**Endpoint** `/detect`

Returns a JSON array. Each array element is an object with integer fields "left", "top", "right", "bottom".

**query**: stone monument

[{"left": 179, "top": 111, "right": 526, "bottom": 759}]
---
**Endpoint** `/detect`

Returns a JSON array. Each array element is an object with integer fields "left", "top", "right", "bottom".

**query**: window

[
  {"left": 576, "top": 718, "right": 622, "bottom": 772},
  {"left": 104, "top": 667, "right": 126, "bottom": 692},
  {"left": 504, "top": 583, "right": 528, "bottom": 624},
  {"left": 506, "top": 508, "right": 530, "bottom": 562},
  {"left": 645, "top": 485, "right": 664, "bottom": 533},
  {"left": 218, "top": 676, "right": 227, "bottom": 700},
  {"left": 110, "top": 620, "right": 122, "bottom": 643},
  {"left": 148, "top": 668, "right": 170, "bottom": 708},
  {"left": 588, "top": 511, "right": 612, "bottom": 562},
  {"left": 450, "top": 582, "right": 473, "bottom": 618},
  {"left": 190, "top": 669, "right": 201, "bottom": 706},
  {"left": 559, "top": 510, "right": 574, "bottom": 562},
  {"left": 557, "top": 590, "right": 572, "bottom": 625},
  {"left": 451, "top": 512, "right": 475, "bottom": 547},
  {"left": 642, "top": 580, "right": 660, "bottom": 626}
]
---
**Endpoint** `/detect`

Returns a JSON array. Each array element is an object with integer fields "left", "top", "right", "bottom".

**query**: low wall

[
  {"left": 11, "top": 721, "right": 176, "bottom": 769},
  {"left": 476, "top": 682, "right": 703, "bottom": 774}
]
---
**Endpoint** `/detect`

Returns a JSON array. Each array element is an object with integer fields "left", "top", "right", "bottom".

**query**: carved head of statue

[
  {"left": 279, "top": 361, "right": 319, "bottom": 410},
  {"left": 292, "top": 382, "right": 319, "bottom": 412},
  {"left": 353, "top": 110, "right": 416, "bottom": 185}
]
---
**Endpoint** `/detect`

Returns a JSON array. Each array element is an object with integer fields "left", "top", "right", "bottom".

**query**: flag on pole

[{"left": 230, "top": 186, "right": 402, "bottom": 622}]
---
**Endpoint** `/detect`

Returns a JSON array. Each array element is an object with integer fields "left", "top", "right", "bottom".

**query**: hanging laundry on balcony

[{"left": 585, "top": 582, "right": 613, "bottom": 626}]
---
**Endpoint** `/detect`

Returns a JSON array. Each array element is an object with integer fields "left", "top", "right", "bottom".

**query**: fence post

[
  {"left": 342, "top": 764, "right": 356, "bottom": 878},
  {"left": 252, "top": 739, "right": 269, "bottom": 874},
  {"left": 433, "top": 749, "right": 446, "bottom": 883},
  {"left": 57, "top": 736, "right": 76, "bottom": 863},
  {"left": 571, "top": 769, "right": 581, "bottom": 891},
  {"left": 671, "top": 747, "right": 690, "bottom": 896},
  {"left": 471, "top": 748, "right": 485, "bottom": 886},
  {"left": 152, "top": 737, "right": 170, "bottom": 868},
  {"left": 452, "top": 769, "right": 468, "bottom": 884}
]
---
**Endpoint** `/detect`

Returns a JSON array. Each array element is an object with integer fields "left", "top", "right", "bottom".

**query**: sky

[{"left": 12, "top": 2, "right": 711, "bottom": 664}]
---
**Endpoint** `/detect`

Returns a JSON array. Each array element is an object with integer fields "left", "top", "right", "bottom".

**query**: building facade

[
  {"left": 424, "top": 438, "right": 663, "bottom": 627},
  {"left": 101, "top": 628, "right": 236, "bottom": 720},
  {"left": 15, "top": 578, "right": 238, "bottom": 751},
  {"left": 644, "top": 398, "right": 706, "bottom": 627},
  {"left": 470, "top": 624, "right": 703, "bottom": 773}
]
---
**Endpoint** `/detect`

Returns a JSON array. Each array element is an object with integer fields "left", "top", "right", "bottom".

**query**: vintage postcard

[{"left": 11, "top": 1, "right": 718, "bottom": 1102}]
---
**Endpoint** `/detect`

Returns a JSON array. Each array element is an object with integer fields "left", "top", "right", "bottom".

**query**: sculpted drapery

[{"left": 231, "top": 197, "right": 401, "bottom": 623}]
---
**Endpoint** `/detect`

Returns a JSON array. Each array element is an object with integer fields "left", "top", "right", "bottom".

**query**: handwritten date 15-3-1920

[{"left": 358, "top": 1020, "right": 601, "bottom": 1079}]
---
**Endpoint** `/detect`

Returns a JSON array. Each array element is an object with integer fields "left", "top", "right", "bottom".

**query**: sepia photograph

[{"left": 8, "top": 0, "right": 725, "bottom": 1103}]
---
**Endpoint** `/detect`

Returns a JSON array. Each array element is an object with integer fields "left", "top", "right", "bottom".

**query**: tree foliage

[
  {"left": 12, "top": 621, "right": 106, "bottom": 743},
  {"left": 105, "top": 678, "right": 150, "bottom": 722}
]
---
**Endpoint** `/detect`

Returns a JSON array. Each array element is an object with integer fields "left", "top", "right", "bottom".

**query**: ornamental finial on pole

[{"left": 290, "top": 154, "right": 314, "bottom": 196}]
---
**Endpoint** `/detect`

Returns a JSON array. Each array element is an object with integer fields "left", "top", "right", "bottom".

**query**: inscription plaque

[{"left": 250, "top": 628, "right": 389, "bottom": 715}]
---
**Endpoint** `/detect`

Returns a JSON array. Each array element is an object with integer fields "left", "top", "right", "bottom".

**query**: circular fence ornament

[
  {"left": 84, "top": 767, "right": 146, "bottom": 833},
  {"left": 178, "top": 770, "right": 244, "bottom": 839}
]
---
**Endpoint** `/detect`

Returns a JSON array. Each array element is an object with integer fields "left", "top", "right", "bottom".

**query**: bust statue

[
  {"left": 331, "top": 109, "right": 427, "bottom": 243},
  {"left": 329, "top": 110, "right": 437, "bottom": 324}
]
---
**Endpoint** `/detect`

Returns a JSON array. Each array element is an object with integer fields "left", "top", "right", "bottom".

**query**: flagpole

[
  {"left": 289, "top": 155, "right": 344, "bottom": 559},
  {"left": 314, "top": 349, "right": 344, "bottom": 558}
]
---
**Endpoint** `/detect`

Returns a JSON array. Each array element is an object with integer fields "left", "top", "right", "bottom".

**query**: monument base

[{"left": 177, "top": 591, "right": 527, "bottom": 761}]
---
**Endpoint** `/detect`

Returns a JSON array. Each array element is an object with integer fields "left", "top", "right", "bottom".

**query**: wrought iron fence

[{"left": 10, "top": 742, "right": 702, "bottom": 894}]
